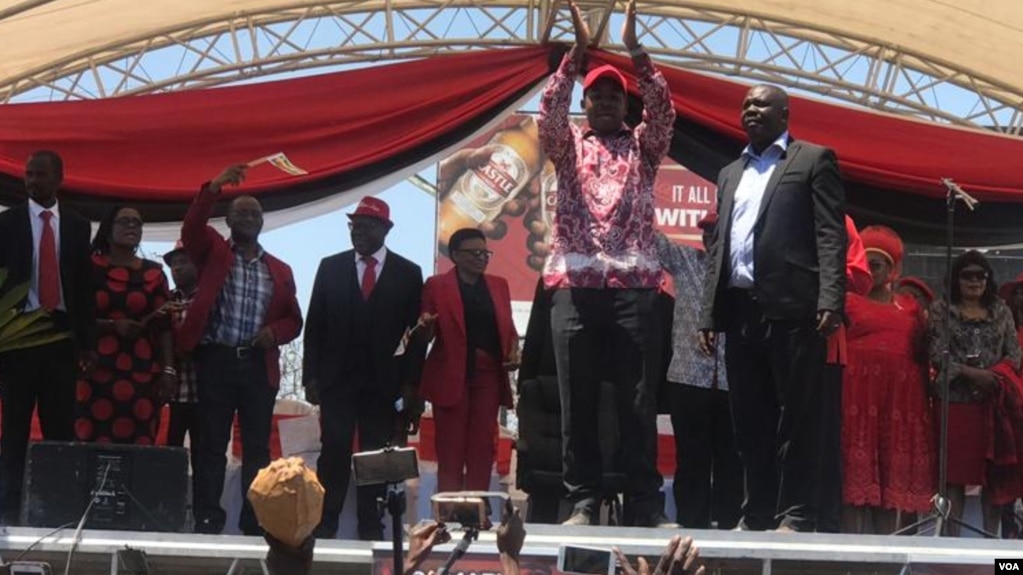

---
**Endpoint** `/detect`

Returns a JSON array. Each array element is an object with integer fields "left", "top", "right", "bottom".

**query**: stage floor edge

[{"left": 0, "top": 523, "right": 1017, "bottom": 574}]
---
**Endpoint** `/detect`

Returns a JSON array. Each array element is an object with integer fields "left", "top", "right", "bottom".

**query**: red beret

[{"left": 860, "top": 225, "right": 904, "bottom": 267}]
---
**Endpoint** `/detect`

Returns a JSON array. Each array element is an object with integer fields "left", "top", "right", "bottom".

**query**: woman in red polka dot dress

[{"left": 76, "top": 206, "right": 176, "bottom": 445}]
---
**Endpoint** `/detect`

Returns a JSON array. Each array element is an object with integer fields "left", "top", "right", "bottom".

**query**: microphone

[{"left": 941, "top": 178, "right": 979, "bottom": 211}]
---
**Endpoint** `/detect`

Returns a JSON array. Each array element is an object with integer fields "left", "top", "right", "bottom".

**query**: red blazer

[
  {"left": 420, "top": 269, "right": 517, "bottom": 408},
  {"left": 178, "top": 184, "right": 303, "bottom": 388}
]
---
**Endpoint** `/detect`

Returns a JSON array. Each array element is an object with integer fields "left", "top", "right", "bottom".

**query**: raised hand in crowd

[
  {"left": 404, "top": 520, "right": 452, "bottom": 575},
  {"left": 210, "top": 164, "right": 248, "bottom": 193},
  {"left": 566, "top": 0, "right": 590, "bottom": 55},
  {"left": 614, "top": 535, "right": 706, "bottom": 575},
  {"left": 497, "top": 502, "right": 526, "bottom": 575},
  {"left": 621, "top": 0, "right": 639, "bottom": 50}
]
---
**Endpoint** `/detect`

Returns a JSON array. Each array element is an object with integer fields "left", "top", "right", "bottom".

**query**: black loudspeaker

[{"left": 22, "top": 441, "right": 188, "bottom": 532}]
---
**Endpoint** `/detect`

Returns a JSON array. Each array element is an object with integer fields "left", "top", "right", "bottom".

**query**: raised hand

[
  {"left": 622, "top": 0, "right": 639, "bottom": 50},
  {"left": 567, "top": 0, "right": 591, "bottom": 50},
  {"left": 210, "top": 164, "right": 248, "bottom": 193}
]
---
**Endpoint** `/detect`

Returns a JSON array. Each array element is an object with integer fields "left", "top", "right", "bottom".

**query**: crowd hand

[
  {"left": 815, "top": 309, "right": 841, "bottom": 335},
  {"left": 697, "top": 330, "right": 715, "bottom": 356},
  {"left": 621, "top": 0, "right": 640, "bottom": 50},
  {"left": 496, "top": 501, "right": 526, "bottom": 560},
  {"left": 404, "top": 521, "right": 451, "bottom": 575},
  {"left": 614, "top": 535, "right": 706, "bottom": 575},
  {"left": 567, "top": 0, "right": 591, "bottom": 57},
  {"left": 251, "top": 327, "right": 276, "bottom": 349},
  {"left": 210, "top": 164, "right": 248, "bottom": 193},
  {"left": 437, "top": 147, "right": 496, "bottom": 199}
]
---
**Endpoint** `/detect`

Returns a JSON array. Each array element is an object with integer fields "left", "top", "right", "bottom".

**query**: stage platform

[{"left": 0, "top": 523, "right": 1017, "bottom": 574}]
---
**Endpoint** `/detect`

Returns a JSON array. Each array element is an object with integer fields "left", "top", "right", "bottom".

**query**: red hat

[
  {"left": 999, "top": 271, "right": 1023, "bottom": 303},
  {"left": 898, "top": 276, "right": 935, "bottom": 304},
  {"left": 860, "top": 225, "right": 904, "bottom": 269},
  {"left": 583, "top": 65, "right": 627, "bottom": 93},
  {"left": 347, "top": 196, "right": 392, "bottom": 225},
  {"left": 696, "top": 212, "right": 718, "bottom": 230},
  {"left": 163, "top": 239, "right": 185, "bottom": 265}
]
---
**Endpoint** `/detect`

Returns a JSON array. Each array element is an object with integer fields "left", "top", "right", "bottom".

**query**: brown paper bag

[{"left": 247, "top": 457, "right": 324, "bottom": 547}]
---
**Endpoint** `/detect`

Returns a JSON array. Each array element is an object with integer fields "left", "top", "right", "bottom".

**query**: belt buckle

[{"left": 236, "top": 346, "right": 251, "bottom": 359}]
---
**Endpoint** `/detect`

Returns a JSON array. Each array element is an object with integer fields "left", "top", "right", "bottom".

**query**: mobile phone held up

[
  {"left": 431, "top": 495, "right": 487, "bottom": 530},
  {"left": 8, "top": 562, "right": 53, "bottom": 575},
  {"left": 557, "top": 545, "right": 616, "bottom": 575}
]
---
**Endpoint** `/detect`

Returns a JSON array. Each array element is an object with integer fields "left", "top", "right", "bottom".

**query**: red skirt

[{"left": 944, "top": 402, "right": 988, "bottom": 486}]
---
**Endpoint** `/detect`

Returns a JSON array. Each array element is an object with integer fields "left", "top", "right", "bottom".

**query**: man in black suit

[
  {"left": 0, "top": 151, "right": 94, "bottom": 524},
  {"left": 303, "top": 196, "right": 423, "bottom": 541},
  {"left": 699, "top": 85, "right": 846, "bottom": 533}
]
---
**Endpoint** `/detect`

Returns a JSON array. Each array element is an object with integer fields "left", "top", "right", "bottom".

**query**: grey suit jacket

[{"left": 700, "top": 138, "right": 847, "bottom": 331}]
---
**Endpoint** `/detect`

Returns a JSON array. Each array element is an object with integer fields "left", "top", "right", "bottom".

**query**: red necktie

[
  {"left": 38, "top": 210, "right": 60, "bottom": 311},
  {"left": 361, "top": 255, "right": 377, "bottom": 299}
]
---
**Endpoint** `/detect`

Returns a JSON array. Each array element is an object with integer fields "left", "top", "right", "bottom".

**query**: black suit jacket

[
  {"left": 303, "top": 248, "right": 423, "bottom": 400},
  {"left": 701, "top": 139, "right": 846, "bottom": 330},
  {"left": 0, "top": 201, "right": 94, "bottom": 354}
]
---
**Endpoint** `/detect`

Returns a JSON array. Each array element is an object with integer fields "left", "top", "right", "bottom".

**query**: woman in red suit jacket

[{"left": 419, "top": 228, "right": 519, "bottom": 492}]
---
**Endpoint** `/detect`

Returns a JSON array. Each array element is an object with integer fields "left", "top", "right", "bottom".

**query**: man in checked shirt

[{"left": 539, "top": 0, "right": 676, "bottom": 527}]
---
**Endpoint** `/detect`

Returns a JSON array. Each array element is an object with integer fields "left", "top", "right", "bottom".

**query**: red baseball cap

[
  {"left": 347, "top": 196, "right": 392, "bottom": 225},
  {"left": 583, "top": 65, "right": 627, "bottom": 93}
]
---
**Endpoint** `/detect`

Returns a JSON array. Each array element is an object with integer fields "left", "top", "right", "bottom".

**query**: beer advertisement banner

[{"left": 433, "top": 114, "right": 716, "bottom": 329}]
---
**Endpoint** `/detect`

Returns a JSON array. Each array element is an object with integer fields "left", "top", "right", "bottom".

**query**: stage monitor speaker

[{"left": 22, "top": 441, "right": 188, "bottom": 532}]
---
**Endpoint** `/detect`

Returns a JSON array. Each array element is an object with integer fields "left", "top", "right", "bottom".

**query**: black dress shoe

[{"left": 562, "top": 508, "right": 596, "bottom": 526}]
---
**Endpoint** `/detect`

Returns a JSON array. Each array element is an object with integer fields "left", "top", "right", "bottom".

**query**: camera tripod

[{"left": 436, "top": 527, "right": 479, "bottom": 575}]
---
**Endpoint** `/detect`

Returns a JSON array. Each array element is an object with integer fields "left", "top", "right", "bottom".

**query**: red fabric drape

[
  {"left": 589, "top": 51, "right": 1023, "bottom": 202},
  {"left": 0, "top": 47, "right": 553, "bottom": 202}
]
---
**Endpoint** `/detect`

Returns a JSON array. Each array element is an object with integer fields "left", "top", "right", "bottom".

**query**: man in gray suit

[{"left": 699, "top": 84, "right": 846, "bottom": 533}]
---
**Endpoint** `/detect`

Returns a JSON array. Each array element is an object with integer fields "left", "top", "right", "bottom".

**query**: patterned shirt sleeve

[
  {"left": 539, "top": 52, "right": 579, "bottom": 164},
  {"left": 633, "top": 52, "right": 676, "bottom": 171},
  {"left": 996, "top": 301, "right": 1022, "bottom": 370}
]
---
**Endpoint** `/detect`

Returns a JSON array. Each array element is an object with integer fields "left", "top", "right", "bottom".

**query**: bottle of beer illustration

[{"left": 437, "top": 116, "right": 542, "bottom": 247}]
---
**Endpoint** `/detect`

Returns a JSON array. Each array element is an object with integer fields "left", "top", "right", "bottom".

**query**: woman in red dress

[
  {"left": 842, "top": 225, "right": 935, "bottom": 533},
  {"left": 76, "top": 206, "right": 176, "bottom": 445}
]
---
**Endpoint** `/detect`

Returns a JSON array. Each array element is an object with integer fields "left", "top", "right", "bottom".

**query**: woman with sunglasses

[
  {"left": 840, "top": 226, "right": 934, "bottom": 534},
  {"left": 927, "top": 250, "right": 1023, "bottom": 536},
  {"left": 418, "top": 228, "right": 519, "bottom": 493},
  {"left": 76, "top": 205, "right": 175, "bottom": 445}
]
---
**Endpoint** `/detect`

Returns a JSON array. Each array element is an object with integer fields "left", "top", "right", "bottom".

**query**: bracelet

[{"left": 162, "top": 366, "right": 178, "bottom": 375}]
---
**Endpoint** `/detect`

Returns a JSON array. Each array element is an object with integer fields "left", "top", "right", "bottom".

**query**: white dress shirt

[
  {"left": 728, "top": 132, "right": 789, "bottom": 289},
  {"left": 26, "top": 198, "right": 65, "bottom": 311},
  {"left": 355, "top": 245, "right": 388, "bottom": 285}
]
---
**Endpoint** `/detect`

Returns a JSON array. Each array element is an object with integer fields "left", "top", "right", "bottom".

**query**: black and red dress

[{"left": 75, "top": 254, "right": 171, "bottom": 445}]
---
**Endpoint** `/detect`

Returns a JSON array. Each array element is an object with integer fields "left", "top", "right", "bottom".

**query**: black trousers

[
  {"left": 550, "top": 288, "right": 663, "bottom": 517},
  {"left": 669, "top": 384, "right": 743, "bottom": 529},
  {"left": 167, "top": 401, "right": 201, "bottom": 508},
  {"left": 193, "top": 346, "right": 275, "bottom": 535},
  {"left": 816, "top": 363, "right": 844, "bottom": 533},
  {"left": 316, "top": 385, "right": 396, "bottom": 541},
  {"left": 724, "top": 290, "right": 826, "bottom": 532},
  {"left": 0, "top": 339, "right": 76, "bottom": 524}
]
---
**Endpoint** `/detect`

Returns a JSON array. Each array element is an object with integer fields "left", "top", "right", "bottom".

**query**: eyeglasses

[
  {"left": 958, "top": 270, "right": 988, "bottom": 281},
  {"left": 113, "top": 217, "right": 143, "bottom": 228},
  {"left": 454, "top": 249, "right": 494, "bottom": 259}
]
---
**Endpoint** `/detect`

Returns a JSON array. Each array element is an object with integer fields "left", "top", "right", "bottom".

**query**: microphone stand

[
  {"left": 436, "top": 528, "right": 479, "bottom": 575},
  {"left": 894, "top": 179, "right": 995, "bottom": 538},
  {"left": 384, "top": 484, "right": 406, "bottom": 575}
]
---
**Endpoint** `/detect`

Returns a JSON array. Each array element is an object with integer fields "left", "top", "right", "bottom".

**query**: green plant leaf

[{"left": 0, "top": 332, "right": 69, "bottom": 354}]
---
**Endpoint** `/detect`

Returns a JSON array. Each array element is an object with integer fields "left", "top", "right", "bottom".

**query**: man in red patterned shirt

[{"left": 539, "top": 0, "right": 676, "bottom": 527}]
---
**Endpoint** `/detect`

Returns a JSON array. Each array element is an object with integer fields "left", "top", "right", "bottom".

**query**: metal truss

[{"left": 4, "top": 0, "right": 1022, "bottom": 134}]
